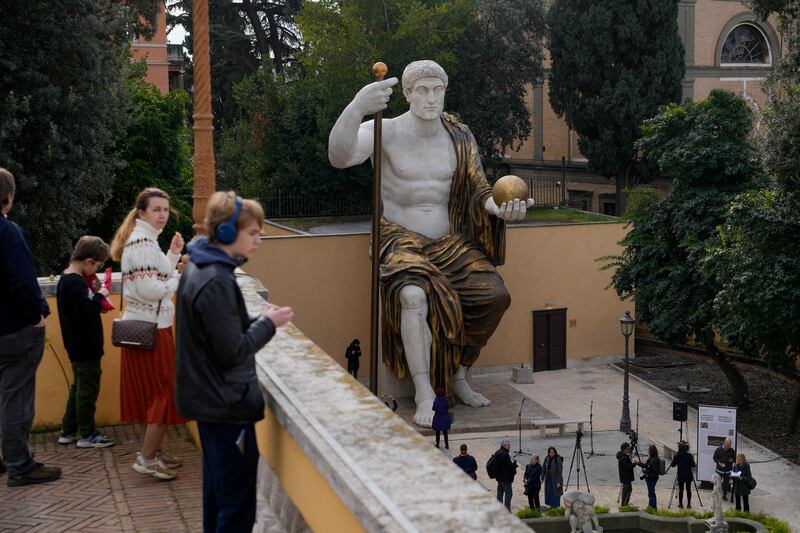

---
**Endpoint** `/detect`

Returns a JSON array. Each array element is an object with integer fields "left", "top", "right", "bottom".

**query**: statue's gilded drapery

[{"left": 380, "top": 114, "right": 509, "bottom": 397}]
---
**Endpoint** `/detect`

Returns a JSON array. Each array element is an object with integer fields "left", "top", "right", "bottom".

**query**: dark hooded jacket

[{"left": 175, "top": 237, "right": 275, "bottom": 424}]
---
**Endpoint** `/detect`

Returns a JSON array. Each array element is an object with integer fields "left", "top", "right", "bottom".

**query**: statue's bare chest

[{"left": 384, "top": 131, "right": 456, "bottom": 185}]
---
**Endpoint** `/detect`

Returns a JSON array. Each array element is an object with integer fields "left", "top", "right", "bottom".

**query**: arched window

[{"left": 721, "top": 24, "right": 771, "bottom": 65}]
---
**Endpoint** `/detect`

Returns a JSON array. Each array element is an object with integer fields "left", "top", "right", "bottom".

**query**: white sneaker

[
  {"left": 57, "top": 432, "right": 76, "bottom": 445},
  {"left": 132, "top": 453, "right": 177, "bottom": 480}
]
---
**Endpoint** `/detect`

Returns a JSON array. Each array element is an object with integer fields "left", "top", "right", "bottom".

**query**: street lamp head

[{"left": 620, "top": 311, "right": 635, "bottom": 337}]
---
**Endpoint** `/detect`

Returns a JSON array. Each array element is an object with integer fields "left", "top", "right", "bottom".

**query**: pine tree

[{"left": 547, "top": 0, "right": 685, "bottom": 215}]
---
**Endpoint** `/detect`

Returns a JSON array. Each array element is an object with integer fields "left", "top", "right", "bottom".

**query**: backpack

[{"left": 486, "top": 453, "right": 498, "bottom": 479}]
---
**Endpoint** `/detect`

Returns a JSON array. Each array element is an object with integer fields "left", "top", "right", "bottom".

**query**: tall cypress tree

[{"left": 547, "top": 0, "right": 685, "bottom": 215}]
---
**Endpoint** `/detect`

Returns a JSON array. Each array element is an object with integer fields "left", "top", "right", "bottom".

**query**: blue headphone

[{"left": 215, "top": 196, "right": 243, "bottom": 245}]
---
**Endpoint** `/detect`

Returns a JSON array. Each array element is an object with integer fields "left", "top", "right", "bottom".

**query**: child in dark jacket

[
  {"left": 56, "top": 236, "right": 114, "bottom": 448},
  {"left": 524, "top": 454, "right": 543, "bottom": 510}
]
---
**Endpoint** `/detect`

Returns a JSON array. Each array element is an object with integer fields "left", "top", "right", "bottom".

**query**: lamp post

[{"left": 619, "top": 311, "right": 635, "bottom": 433}]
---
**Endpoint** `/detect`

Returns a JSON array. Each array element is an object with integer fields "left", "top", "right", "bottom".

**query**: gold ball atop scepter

[
  {"left": 373, "top": 62, "right": 388, "bottom": 81},
  {"left": 492, "top": 175, "right": 529, "bottom": 206}
]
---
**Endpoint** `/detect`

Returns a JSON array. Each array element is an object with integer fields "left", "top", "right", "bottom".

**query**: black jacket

[
  {"left": 642, "top": 455, "right": 661, "bottom": 481},
  {"left": 494, "top": 447, "right": 518, "bottom": 483},
  {"left": 670, "top": 451, "right": 696, "bottom": 482},
  {"left": 713, "top": 446, "right": 736, "bottom": 472},
  {"left": 524, "top": 463, "right": 542, "bottom": 489},
  {"left": 56, "top": 273, "right": 105, "bottom": 361},
  {"left": 453, "top": 454, "right": 478, "bottom": 480},
  {"left": 617, "top": 451, "right": 635, "bottom": 483},
  {"left": 175, "top": 237, "right": 276, "bottom": 424}
]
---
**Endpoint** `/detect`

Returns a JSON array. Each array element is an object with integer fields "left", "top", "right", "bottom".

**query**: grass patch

[
  {"left": 516, "top": 507, "right": 542, "bottom": 519},
  {"left": 544, "top": 506, "right": 566, "bottom": 517},
  {"left": 520, "top": 207, "right": 618, "bottom": 224},
  {"left": 618, "top": 505, "right": 639, "bottom": 513},
  {"left": 724, "top": 510, "right": 792, "bottom": 533},
  {"left": 594, "top": 505, "right": 610, "bottom": 514}
]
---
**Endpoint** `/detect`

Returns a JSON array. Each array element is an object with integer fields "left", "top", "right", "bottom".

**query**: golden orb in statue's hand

[{"left": 492, "top": 175, "right": 528, "bottom": 206}]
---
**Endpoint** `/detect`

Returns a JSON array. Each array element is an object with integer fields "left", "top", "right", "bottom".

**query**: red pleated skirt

[{"left": 120, "top": 327, "right": 186, "bottom": 425}]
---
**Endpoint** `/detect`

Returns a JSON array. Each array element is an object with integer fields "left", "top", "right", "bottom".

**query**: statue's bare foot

[
  {"left": 413, "top": 397, "right": 435, "bottom": 427},
  {"left": 453, "top": 378, "right": 491, "bottom": 407}
]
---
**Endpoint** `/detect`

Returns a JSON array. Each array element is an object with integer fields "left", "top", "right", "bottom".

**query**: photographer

[
  {"left": 640, "top": 444, "right": 661, "bottom": 509},
  {"left": 616, "top": 442, "right": 639, "bottom": 506},
  {"left": 669, "top": 442, "right": 696, "bottom": 509}
]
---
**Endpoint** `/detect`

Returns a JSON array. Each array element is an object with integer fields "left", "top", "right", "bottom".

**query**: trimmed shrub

[
  {"left": 516, "top": 507, "right": 542, "bottom": 519},
  {"left": 545, "top": 506, "right": 566, "bottom": 517}
]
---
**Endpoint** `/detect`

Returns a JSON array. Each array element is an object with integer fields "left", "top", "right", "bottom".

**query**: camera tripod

[
  {"left": 513, "top": 397, "right": 530, "bottom": 458},
  {"left": 565, "top": 429, "right": 591, "bottom": 492},
  {"left": 667, "top": 420, "right": 703, "bottom": 510},
  {"left": 617, "top": 400, "right": 641, "bottom": 504}
]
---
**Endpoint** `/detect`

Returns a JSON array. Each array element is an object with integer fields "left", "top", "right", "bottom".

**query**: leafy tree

[
  {"left": 547, "top": 0, "right": 685, "bottom": 215},
  {"left": 218, "top": 0, "right": 546, "bottom": 199},
  {"left": 0, "top": 0, "right": 133, "bottom": 273},
  {"left": 169, "top": 0, "right": 301, "bottom": 133},
  {"left": 86, "top": 72, "right": 194, "bottom": 253},
  {"left": 709, "top": 0, "right": 800, "bottom": 431},
  {"left": 604, "top": 90, "right": 760, "bottom": 407}
]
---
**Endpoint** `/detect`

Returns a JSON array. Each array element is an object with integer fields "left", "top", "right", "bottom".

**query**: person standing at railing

[
  {"left": 176, "top": 191, "right": 293, "bottom": 533},
  {"left": 0, "top": 167, "right": 61, "bottom": 486},
  {"left": 110, "top": 187, "right": 185, "bottom": 480}
]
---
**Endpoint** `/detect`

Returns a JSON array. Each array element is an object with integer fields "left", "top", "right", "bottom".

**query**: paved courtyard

[
  {"left": 2, "top": 366, "right": 798, "bottom": 531},
  {"left": 0, "top": 425, "right": 202, "bottom": 532}
]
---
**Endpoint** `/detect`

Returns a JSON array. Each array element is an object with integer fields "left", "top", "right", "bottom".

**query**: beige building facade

[{"left": 502, "top": 0, "right": 781, "bottom": 214}]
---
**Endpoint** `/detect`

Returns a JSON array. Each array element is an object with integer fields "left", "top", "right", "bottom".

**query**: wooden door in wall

[{"left": 532, "top": 308, "right": 567, "bottom": 371}]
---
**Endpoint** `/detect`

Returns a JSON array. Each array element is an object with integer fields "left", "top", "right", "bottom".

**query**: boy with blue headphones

[{"left": 175, "top": 191, "right": 293, "bottom": 532}]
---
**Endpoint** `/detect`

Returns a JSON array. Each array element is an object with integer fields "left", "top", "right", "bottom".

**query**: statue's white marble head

[
  {"left": 402, "top": 60, "right": 448, "bottom": 92},
  {"left": 402, "top": 60, "right": 448, "bottom": 120}
]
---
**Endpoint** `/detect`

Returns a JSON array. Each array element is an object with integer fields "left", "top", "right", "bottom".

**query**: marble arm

[{"left": 328, "top": 78, "right": 398, "bottom": 169}]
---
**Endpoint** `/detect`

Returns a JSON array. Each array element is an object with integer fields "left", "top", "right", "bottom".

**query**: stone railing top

[{"left": 238, "top": 272, "right": 528, "bottom": 533}]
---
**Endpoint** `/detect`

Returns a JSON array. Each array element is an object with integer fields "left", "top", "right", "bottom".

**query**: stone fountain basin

[{"left": 522, "top": 511, "right": 767, "bottom": 532}]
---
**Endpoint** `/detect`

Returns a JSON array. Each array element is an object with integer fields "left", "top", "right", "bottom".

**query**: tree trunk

[
  {"left": 266, "top": 13, "right": 283, "bottom": 74},
  {"left": 788, "top": 383, "right": 800, "bottom": 433},
  {"left": 241, "top": 0, "right": 271, "bottom": 65},
  {"left": 706, "top": 342, "right": 750, "bottom": 408},
  {"left": 615, "top": 172, "right": 624, "bottom": 216}
]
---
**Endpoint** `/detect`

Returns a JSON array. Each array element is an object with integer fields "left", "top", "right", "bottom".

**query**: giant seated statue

[{"left": 328, "top": 60, "right": 532, "bottom": 427}]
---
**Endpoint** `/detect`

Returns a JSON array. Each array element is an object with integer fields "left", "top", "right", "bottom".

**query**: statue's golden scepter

[{"left": 369, "top": 62, "right": 387, "bottom": 395}]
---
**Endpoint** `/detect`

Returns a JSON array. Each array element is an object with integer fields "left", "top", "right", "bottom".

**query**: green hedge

[
  {"left": 544, "top": 506, "right": 566, "bottom": 517},
  {"left": 724, "top": 510, "right": 791, "bottom": 533},
  {"left": 516, "top": 507, "right": 542, "bottom": 519},
  {"left": 618, "top": 505, "right": 639, "bottom": 513},
  {"left": 594, "top": 505, "right": 610, "bottom": 514}
]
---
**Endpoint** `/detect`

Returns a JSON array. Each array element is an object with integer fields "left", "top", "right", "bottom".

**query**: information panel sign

[{"left": 697, "top": 405, "right": 737, "bottom": 484}]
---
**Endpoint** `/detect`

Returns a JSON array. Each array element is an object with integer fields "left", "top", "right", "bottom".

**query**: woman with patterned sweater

[{"left": 110, "top": 188, "right": 185, "bottom": 480}]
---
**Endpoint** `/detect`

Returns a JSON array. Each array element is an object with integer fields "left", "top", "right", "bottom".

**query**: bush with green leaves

[
  {"left": 618, "top": 505, "right": 639, "bottom": 513},
  {"left": 593, "top": 505, "right": 610, "bottom": 514},
  {"left": 544, "top": 506, "right": 566, "bottom": 517},
  {"left": 516, "top": 507, "right": 542, "bottom": 519}
]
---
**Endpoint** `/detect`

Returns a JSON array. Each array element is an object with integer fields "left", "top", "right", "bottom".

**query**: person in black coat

[
  {"left": 431, "top": 387, "right": 451, "bottom": 449},
  {"left": 616, "top": 442, "right": 639, "bottom": 506},
  {"left": 669, "top": 442, "right": 696, "bottom": 508},
  {"left": 344, "top": 339, "right": 361, "bottom": 379},
  {"left": 523, "top": 454, "right": 543, "bottom": 510},
  {"left": 732, "top": 453, "right": 752, "bottom": 512},
  {"left": 494, "top": 440, "right": 518, "bottom": 510},
  {"left": 713, "top": 438, "right": 736, "bottom": 498},
  {"left": 642, "top": 444, "right": 661, "bottom": 509},
  {"left": 176, "top": 192, "right": 294, "bottom": 533},
  {"left": 453, "top": 444, "right": 478, "bottom": 480}
]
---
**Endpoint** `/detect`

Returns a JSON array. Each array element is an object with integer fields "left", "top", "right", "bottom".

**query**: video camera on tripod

[{"left": 627, "top": 430, "right": 638, "bottom": 449}]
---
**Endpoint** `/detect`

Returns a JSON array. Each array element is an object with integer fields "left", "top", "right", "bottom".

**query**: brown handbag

[{"left": 111, "top": 277, "right": 162, "bottom": 351}]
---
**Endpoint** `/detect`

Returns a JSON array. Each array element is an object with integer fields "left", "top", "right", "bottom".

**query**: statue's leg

[
  {"left": 399, "top": 285, "right": 435, "bottom": 427},
  {"left": 453, "top": 365, "right": 490, "bottom": 407},
  {"left": 452, "top": 268, "right": 509, "bottom": 407}
]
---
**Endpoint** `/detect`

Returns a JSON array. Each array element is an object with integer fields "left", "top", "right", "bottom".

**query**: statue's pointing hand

[
  {"left": 485, "top": 197, "right": 535, "bottom": 222},
  {"left": 355, "top": 78, "right": 399, "bottom": 116}
]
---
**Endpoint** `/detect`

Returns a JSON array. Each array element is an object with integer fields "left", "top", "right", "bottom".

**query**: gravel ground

[{"left": 617, "top": 353, "right": 800, "bottom": 465}]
